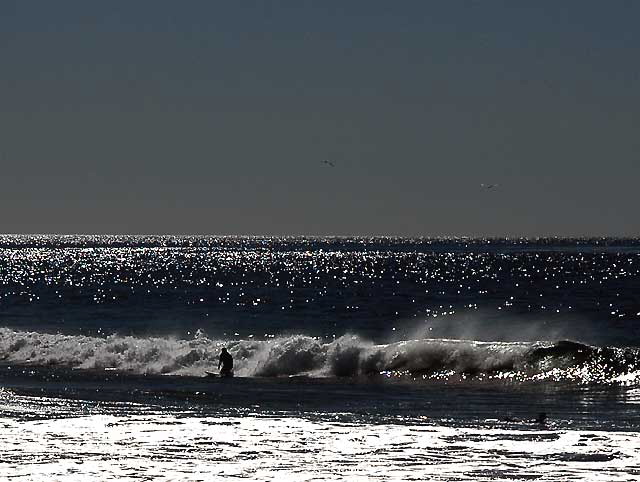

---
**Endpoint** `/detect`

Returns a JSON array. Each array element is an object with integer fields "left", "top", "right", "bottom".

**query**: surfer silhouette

[{"left": 218, "top": 347, "right": 234, "bottom": 377}]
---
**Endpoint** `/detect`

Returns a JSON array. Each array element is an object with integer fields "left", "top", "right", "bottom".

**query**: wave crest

[{"left": 1, "top": 328, "right": 638, "bottom": 384}]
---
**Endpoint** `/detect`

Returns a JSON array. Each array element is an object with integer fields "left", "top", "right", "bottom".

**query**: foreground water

[
  {"left": 1, "top": 235, "right": 640, "bottom": 479},
  {"left": 2, "top": 376, "right": 640, "bottom": 481}
]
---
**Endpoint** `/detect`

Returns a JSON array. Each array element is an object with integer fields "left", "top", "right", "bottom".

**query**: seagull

[
  {"left": 321, "top": 160, "right": 335, "bottom": 167},
  {"left": 481, "top": 183, "right": 498, "bottom": 189}
]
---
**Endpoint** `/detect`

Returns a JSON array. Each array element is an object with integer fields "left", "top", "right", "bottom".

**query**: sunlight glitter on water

[{"left": 1, "top": 411, "right": 639, "bottom": 481}]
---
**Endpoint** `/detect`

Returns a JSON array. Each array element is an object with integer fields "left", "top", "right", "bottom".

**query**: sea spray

[{"left": 2, "top": 327, "right": 639, "bottom": 383}]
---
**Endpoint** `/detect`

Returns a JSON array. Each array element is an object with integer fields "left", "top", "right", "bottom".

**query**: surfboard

[{"left": 205, "top": 371, "right": 234, "bottom": 378}]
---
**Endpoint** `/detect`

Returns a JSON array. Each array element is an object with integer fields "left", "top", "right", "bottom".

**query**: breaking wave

[{"left": 1, "top": 327, "right": 639, "bottom": 384}]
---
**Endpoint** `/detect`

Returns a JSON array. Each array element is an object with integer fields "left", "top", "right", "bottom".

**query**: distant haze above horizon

[{"left": 1, "top": 1, "right": 638, "bottom": 237}]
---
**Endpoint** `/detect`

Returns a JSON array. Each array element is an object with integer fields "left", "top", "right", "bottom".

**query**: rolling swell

[{"left": 0, "top": 327, "right": 638, "bottom": 384}]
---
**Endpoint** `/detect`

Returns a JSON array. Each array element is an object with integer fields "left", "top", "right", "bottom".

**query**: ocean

[{"left": 1, "top": 235, "right": 640, "bottom": 480}]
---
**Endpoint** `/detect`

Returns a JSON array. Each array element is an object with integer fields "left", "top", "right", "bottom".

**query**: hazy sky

[{"left": 1, "top": 1, "right": 638, "bottom": 236}]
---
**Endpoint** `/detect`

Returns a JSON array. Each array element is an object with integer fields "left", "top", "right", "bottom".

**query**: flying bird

[
  {"left": 481, "top": 183, "right": 499, "bottom": 189},
  {"left": 321, "top": 160, "right": 335, "bottom": 167}
]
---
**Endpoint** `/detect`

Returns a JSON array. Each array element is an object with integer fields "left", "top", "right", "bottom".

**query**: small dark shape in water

[
  {"left": 502, "top": 412, "right": 548, "bottom": 425},
  {"left": 534, "top": 412, "right": 547, "bottom": 425}
]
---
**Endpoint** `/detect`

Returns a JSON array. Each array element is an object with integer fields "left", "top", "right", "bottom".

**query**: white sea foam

[
  {"left": 1, "top": 327, "right": 638, "bottom": 383},
  {"left": 0, "top": 390, "right": 638, "bottom": 482}
]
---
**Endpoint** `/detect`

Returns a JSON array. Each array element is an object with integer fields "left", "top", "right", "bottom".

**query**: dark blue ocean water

[{"left": 1, "top": 235, "right": 639, "bottom": 345}]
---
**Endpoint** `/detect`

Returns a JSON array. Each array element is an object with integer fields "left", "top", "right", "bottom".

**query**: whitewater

[{"left": 2, "top": 328, "right": 640, "bottom": 384}]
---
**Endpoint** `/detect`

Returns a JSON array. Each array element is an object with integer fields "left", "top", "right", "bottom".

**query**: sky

[{"left": 1, "top": 1, "right": 639, "bottom": 236}]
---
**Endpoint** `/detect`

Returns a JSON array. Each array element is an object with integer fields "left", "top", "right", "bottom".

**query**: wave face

[{"left": 1, "top": 328, "right": 639, "bottom": 384}]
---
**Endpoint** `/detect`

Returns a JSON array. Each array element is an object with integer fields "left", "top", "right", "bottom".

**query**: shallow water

[{"left": 2, "top": 389, "right": 640, "bottom": 481}]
